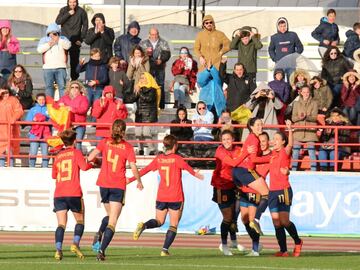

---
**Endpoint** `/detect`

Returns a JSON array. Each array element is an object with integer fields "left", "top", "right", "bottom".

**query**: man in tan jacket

[{"left": 194, "top": 15, "right": 230, "bottom": 72}]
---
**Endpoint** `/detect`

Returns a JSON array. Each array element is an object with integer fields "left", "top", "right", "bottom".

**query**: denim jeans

[
  {"left": 86, "top": 86, "right": 103, "bottom": 107},
  {"left": 75, "top": 126, "right": 86, "bottom": 151},
  {"left": 0, "top": 149, "right": 14, "bottom": 167},
  {"left": 174, "top": 82, "right": 187, "bottom": 105},
  {"left": 292, "top": 142, "right": 317, "bottom": 171},
  {"left": 318, "top": 147, "right": 347, "bottom": 168},
  {"left": 43, "top": 68, "right": 67, "bottom": 98},
  {"left": 151, "top": 68, "right": 165, "bottom": 109},
  {"left": 343, "top": 107, "right": 357, "bottom": 124},
  {"left": 29, "top": 141, "right": 49, "bottom": 168}
]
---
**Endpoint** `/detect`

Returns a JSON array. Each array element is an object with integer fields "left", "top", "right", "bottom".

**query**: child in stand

[{"left": 108, "top": 56, "right": 130, "bottom": 100}]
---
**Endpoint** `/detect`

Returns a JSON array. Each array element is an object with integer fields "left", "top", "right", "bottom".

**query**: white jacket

[{"left": 37, "top": 37, "right": 71, "bottom": 69}]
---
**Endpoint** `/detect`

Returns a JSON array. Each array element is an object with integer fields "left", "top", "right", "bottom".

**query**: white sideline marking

[{"left": 0, "top": 261, "right": 345, "bottom": 270}]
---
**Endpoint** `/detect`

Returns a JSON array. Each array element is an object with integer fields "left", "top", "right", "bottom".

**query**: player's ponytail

[{"left": 111, "top": 119, "right": 126, "bottom": 144}]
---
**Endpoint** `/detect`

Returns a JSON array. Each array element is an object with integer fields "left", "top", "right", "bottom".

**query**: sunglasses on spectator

[
  {"left": 198, "top": 107, "right": 206, "bottom": 110},
  {"left": 71, "top": 85, "right": 80, "bottom": 89},
  {"left": 204, "top": 21, "right": 213, "bottom": 25},
  {"left": 14, "top": 70, "right": 23, "bottom": 73},
  {"left": 330, "top": 52, "right": 337, "bottom": 55}
]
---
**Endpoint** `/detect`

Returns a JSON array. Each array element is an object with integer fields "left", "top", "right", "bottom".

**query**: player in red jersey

[
  {"left": 131, "top": 134, "right": 204, "bottom": 256},
  {"left": 269, "top": 120, "right": 303, "bottom": 257},
  {"left": 232, "top": 117, "right": 271, "bottom": 235},
  {"left": 87, "top": 119, "right": 143, "bottom": 261},
  {"left": 51, "top": 129, "right": 93, "bottom": 261}
]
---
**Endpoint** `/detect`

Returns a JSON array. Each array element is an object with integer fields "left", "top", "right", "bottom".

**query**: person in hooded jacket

[
  {"left": 311, "top": 9, "right": 339, "bottom": 57},
  {"left": 191, "top": 101, "right": 214, "bottom": 141},
  {"left": 340, "top": 70, "right": 360, "bottom": 124},
  {"left": 343, "top": 22, "right": 360, "bottom": 60},
  {"left": 56, "top": 0, "right": 88, "bottom": 80},
  {"left": 114, "top": 21, "right": 141, "bottom": 71},
  {"left": 194, "top": 15, "right": 230, "bottom": 72},
  {"left": 309, "top": 76, "right": 333, "bottom": 116},
  {"left": 0, "top": 20, "right": 20, "bottom": 80},
  {"left": 85, "top": 13, "right": 115, "bottom": 64},
  {"left": 92, "top": 85, "right": 128, "bottom": 140},
  {"left": 37, "top": 23, "right": 71, "bottom": 99}
]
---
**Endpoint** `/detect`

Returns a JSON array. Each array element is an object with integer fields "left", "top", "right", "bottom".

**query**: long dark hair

[
  {"left": 111, "top": 119, "right": 126, "bottom": 144},
  {"left": 163, "top": 134, "right": 178, "bottom": 151},
  {"left": 322, "top": 46, "right": 342, "bottom": 65},
  {"left": 247, "top": 117, "right": 262, "bottom": 132}
]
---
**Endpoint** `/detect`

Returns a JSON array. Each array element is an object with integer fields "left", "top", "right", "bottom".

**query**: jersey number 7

[{"left": 160, "top": 166, "right": 170, "bottom": 187}]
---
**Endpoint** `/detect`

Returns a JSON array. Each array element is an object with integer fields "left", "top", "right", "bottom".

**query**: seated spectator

[
  {"left": 340, "top": 70, "right": 360, "bottom": 125},
  {"left": 8, "top": 64, "right": 34, "bottom": 109},
  {"left": 0, "top": 20, "right": 20, "bottom": 80},
  {"left": 242, "top": 82, "right": 282, "bottom": 140},
  {"left": 191, "top": 101, "right": 214, "bottom": 141},
  {"left": 108, "top": 56, "right": 130, "bottom": 100},
  {"left": 289, "top": 69, "right": 310, "bottom": 102},
  {"left": 126, "top": 45, "right": 150, "bottom": 87},
  {"left": 92, "top": 85, "right": 128, "bottom": 141},
  {"left": 309, "top": 76, "right": 333, "bottom": 125},
  {"left": 77, "top": 48, "right": 108, "bottom": 107},
  {"left": 291, "top": 85, "right": 318, "bottom": 171},
  {"left": 170, "top": 47, "right": 198, "bottom": 108},
  {"left": 319, "top": 108, "right": 351, "bottom": 171},
  {"left": 0, "top": 78, "right": 24, "bottom": 167},
  {"left": 58, "top": 81, "right": 89, "bottom": 150},
  {"left": 37, "top": 23, "right": 71, "bottom": 99},
  {"left": 25, "top": 93, "right": 50, "bottom": 168},
  {"left": 343, "top": 22, "right": 360, "bottom": 60},
  {"left": 127, "top": 72, "right": 159, "bottom": 155},
  {"left": 212, "top": 109, "right": 240, "bottom": 141},
  {"left": 170, "top": 106, "right": 193, "bottom": 156}
]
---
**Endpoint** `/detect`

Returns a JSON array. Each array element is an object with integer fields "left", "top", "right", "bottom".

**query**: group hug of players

[{"left": 51, "top": 116, "right": 302, "bottom": 261}]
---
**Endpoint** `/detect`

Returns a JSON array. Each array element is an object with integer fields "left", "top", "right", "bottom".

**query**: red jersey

[
  {"left": 212, "top": 145, "right": 246, "bottom": 190},
  {"left": 96, "top": 138, "right": 136, "bottom": 189},
  {"left": 137, "top": 153, "right": 196, "bottom": 202},
  {"left": 269, "top": 148, "right": 291, "bottom": 191},
  {"left": 52, "top": 148, "right": 92, "bottom": 198}
]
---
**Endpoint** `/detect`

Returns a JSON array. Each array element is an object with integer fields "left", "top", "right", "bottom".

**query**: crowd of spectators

[{"left": 1, "top": 4, "right": 360, "bottom": 170}]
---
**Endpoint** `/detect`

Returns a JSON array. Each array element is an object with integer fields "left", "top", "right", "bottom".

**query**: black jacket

[
  {"left": 108, "top": 69, "right": 130, "bottom": 99},
  {"left": 219, "top": 62, "right": 256, "bottom": 111},
  {"left": 132, "top": 87, "right": 158, "bottom": 123},
  {"left": 85, "top": 13, "right": 115, "bottom": 63},
  {"left": 170, "top": 108, "right": 193, "bottom": 141},
  {"left": 113, "top": 21, "right": 141, "bottom": 62},
  {"left": 9, "top": 78, "right": 34, "bottom": 110},
  {"left": 321, "top": 57, "right": 352, "bottom": 85},
  {"left": 343, "top": 30, "right": 360, "bottom": 59},
  {"left": 55, "top": 5, "right": 88, "bottom": 43},
  {"left": 311, "top": 17, "right": 339, "bottom": 48}
]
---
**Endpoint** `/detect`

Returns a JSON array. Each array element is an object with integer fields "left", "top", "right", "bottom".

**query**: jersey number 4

[{"left": 107, "top": 149, "right": 119, "bottom": 173}]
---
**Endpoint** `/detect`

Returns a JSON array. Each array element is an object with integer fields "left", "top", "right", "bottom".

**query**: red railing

[{"left": 0, "top": 121, "right": 359, "bottom": 171}]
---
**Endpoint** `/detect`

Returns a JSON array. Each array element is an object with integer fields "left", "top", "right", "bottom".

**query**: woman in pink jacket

[
  {"left": 91, "top": 85, "right": 128, "bottom": 140},
  {"left": 0, "top": 20, "right": 20, "bottom": 80},
  {"left": 58, "top": 81, "right": 89, "bottom": 150}
]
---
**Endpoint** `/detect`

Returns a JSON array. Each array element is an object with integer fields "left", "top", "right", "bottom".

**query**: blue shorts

[
  {"left": 53, "top": 197, "right": 84, "bottom": 213},
  {"left": 156, "top": 201, "right": 183, "bottom": 211},
  {"left": 239, "top": 191, "right": 260, "bottom": 208},
  {"left": 232, "top": 167, "right": 260, "bottom": 187},
  {"left": 100, "top": 187, "right": 126, "bottom": 204},
  {"left": 269, "top": 187, "right": 293, "bottom": 213},
  {"left": 212, "top": 187, "right": 235, "bottom": 209}
]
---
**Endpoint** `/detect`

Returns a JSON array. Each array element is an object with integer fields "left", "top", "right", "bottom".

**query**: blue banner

[{"left": 162, "top": 172, "right": 360, "bottom": 235}]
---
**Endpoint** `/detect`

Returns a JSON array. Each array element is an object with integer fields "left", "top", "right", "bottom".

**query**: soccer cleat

[
  {"left": 219, "top": 244, "right": 233, "bottom": 256},
  {"left": 133, "top": 222, "right": 145, "bottom": 240},
  {"left": 96, "top": 251, "right": 106, "bottom": 261},
  {"left": 160, "top": 250, "right": 170, "bottom": 257},
  {"left": 70, "top": 244, "right": 85, "bottom": 259},
  {"left": 92, "top": 232, "right": 101, "bottom": 253},
  {"left": 249, "top": 220, "right": 264, "bottom": 236},
  {"left": 230, "top": 242, "right": 246, "bottom": 252},
  {"left": 275, "top": 251, "right": 289, "bottom": 257},
  {"left": 258, "top": 243, "right": 263, "bottom": 252},
  {"left": 245, "top": 250, "right": 260, "bottom": 257},
  {"left": 293, "top": 239, "right": 303, "bottom": 257},
  {"left": 54, "top": 250, "right": 63, "bottom": 261}
]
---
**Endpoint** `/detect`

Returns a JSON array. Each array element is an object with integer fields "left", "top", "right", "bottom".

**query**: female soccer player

[
  {"left": 51, "top": 129, "right": 93, "bottom": 261},
  {"left": 269, "top": 120, "right": 303, "bottom": 257},
  {"left": 87, "top": 119, "right": 143, "bottom": 261},
  {"left": 131, "top": 134, "right": 204, "bottom": 256}
]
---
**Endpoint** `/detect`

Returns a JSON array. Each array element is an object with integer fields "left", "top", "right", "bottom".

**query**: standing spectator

[
  {"left": 219, "top": 57, "right": 255, "bottom": 113},
  {"left": 343, "top": 23, "right": 360, "bottom": 60},
  {"left": 311, "top": 9, "right": 339, "bottom": 57},
  {"left": 0, "top": 20, "right": 20, "bottom": 80},
  {"left": 25, "top": 93, "right": 50, "bottom": 168},
  {"left": 291, "top": 85, "right": 318, "bottom": 171},
  {"left": 321, "top": 46, "right": 352, "bottom": 106},
  {"left": 170, "top": 47, "right": 198, "bottom": 108},
  {"left": 76, "top": 48, "right": 108, "bottom": 107},
  {"left": 230, "top": 26, "right": 263, "bottom": 83},
  {"left": 55, "top": 0, "right": 88, "bottom": 80},
  {"left": 126, "top": 45, "right": 150, "bottom": 87},
  {"left": 191, "top": 101, "right": 214, "bottom": 141},
  {"left": 8, "top": 64, "right": 34, "bottom": 109},
  {"left": 212, "top": 109, "right": 241, "bottom": 142},
  {"left": 0, "top": 78, "right": 24, "bottom": 167},
  {"left": 289, "top": 69, "right": 311, "bottom": 102},
  {"left": 58, "top": 81, "right": 89, "bottom": 150},
  {"left": 92, "top": 85, "right": 128, "bottom": 140},
  {"left": 108, "top": 56, "right": 130, "bottom": 100},
  {"left": 37, "top": 23, "right": 71, "bottom": 99},
  {"left": 319, "top": 108, "right": 351, "bottom": 171},
  {"left": 139, "top": 27, "right": 171, "bottom": 109},
  {"left": 170, "top": 107, "right": 193, "bottom": 156},
  {"left": 340, "top": 71, "right": 360, "bottom": 124},
  {"left": 309, "top": 76, "right": 333, "bottom": 118},
  {"left": 85, "top": 13, "right": 115, "bottom": 64},
  {"left": 114, "top": 21, "right": 141, "bottom": 70},
  {"left": 268, "top": 17, "right": 303, "bottom": 79},
  {"left": 194, "top": 15, "right": 230, "bottom": 72}
]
